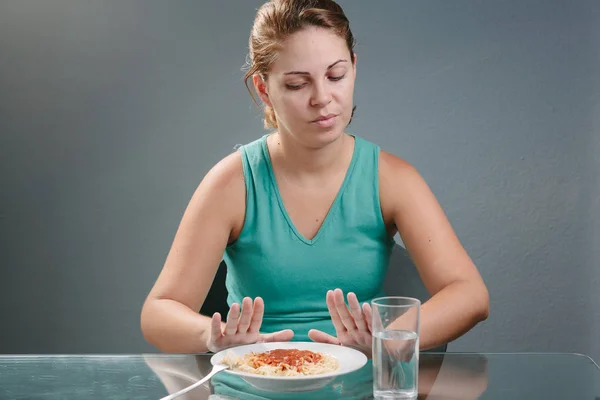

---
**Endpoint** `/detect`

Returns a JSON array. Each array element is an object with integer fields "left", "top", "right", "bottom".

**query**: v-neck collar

[{"left": 261, "top": 134, "right": 359, "bottom": 245}]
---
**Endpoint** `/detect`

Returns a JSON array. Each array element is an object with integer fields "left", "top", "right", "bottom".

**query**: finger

[
  {"left": 333, "top": 289, "right": 356, "bottom": 332},
  {"left": 210, "top": 312, "right": 223, "bottom": 342},
  {"left": 326, "top": 290, "right": 346, "bottom": 334},
  {"left": 347, "top": 292, "right": 367, "bottom": 332},
  {"left": 224, "top": 303, "right": 240, "bottom": 336},
  {"left": 237, "top": 297, "right": 253, "bottom": 334},
  {"left": 260, "top": 329, "right": 294, "bottom": 343},
  {"left": 308, "top": 329, "right": 340, "bottom": 345},
  {"left": 248, "top": 297, "right": 264, "bottom": 333},
  {"left": 362, "top": 302, "right": 373, "bottom": 333}
]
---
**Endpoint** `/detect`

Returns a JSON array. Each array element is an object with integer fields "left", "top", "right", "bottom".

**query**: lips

[
  {"left": 311, "top": 113, "right": 338, "bottom": 128},
  {"left": 312, "top": 114, "right": 337, "bottom": 122}
]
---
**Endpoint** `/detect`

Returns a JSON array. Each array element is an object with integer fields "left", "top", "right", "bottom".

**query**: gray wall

[
  {"left": 592, "top": 70, "right": 600, "bottom": 363},
  {"left": 1, "top": 0, "right": 598, "bottom": 361}
]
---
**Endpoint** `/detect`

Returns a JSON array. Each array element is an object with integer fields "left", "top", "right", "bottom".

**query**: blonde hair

[{"left": 243, "top": 0, "right": 356, "bottom": 129}]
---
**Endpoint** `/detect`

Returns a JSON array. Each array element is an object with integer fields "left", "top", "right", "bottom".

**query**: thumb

[
  {"left": 308, "top": 329, "right": 340, "bottom": 345},
  {"left": 259, "top": 329, "right": 294, "bottom": 343}
]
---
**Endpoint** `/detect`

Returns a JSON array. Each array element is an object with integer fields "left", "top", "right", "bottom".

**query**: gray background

[{"left": 1, "top": 0, "right": 598, "bottom": 362}]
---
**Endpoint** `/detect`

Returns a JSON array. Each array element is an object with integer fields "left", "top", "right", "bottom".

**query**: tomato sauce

[{"left": 249, "top": 349, "right": 323, "bottom": 372}]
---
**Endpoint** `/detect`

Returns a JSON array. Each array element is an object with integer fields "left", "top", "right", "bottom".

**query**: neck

[{"left": 268, "top": 131, "right": 352, "bottom": 181}]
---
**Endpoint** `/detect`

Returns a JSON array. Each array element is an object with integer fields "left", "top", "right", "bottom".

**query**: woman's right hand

[{"left": 206, "top": 296, "right": 294, "bottom": 353}]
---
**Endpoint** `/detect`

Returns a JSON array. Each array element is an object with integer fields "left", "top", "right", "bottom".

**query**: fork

[{"left": 159, "top": 364, "right": 229, "bottom": 400}]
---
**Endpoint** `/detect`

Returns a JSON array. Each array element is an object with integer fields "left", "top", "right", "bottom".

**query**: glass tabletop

[{"left": 0, "top": 352, "right": 598, "bottom": 399}]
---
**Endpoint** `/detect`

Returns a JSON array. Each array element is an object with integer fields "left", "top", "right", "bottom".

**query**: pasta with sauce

[{"left": 221, "top": 349, "right": 339, "bottom": 376}]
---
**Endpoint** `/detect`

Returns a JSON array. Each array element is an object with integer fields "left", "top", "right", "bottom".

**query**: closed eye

[
  {"left": 285, "top": 74, "right": 345, "bottom": 90},
  {"left": 285, "top": 83, "right": 306, "bottom": 90}
]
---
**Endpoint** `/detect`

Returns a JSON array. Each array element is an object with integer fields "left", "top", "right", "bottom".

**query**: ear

[
  {"left": 252, "top": 74, "right": 272, "bottom": 107},
  {"left": 352, "top": 52, "right": 357, "bottom": 71}
]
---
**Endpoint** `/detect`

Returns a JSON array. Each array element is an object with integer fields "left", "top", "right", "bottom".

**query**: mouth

[{"left": 312, "top": 114, "right": 337, "bottom": 123}]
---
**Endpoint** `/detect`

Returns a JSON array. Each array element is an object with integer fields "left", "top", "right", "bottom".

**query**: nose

[{"left": 310, "top": 80, "right": 332, "bottom": 108}]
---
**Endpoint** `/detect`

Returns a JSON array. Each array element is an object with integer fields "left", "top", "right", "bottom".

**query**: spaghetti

[{"left": 222, "top": 348, "right": 339, "bottom": 376}]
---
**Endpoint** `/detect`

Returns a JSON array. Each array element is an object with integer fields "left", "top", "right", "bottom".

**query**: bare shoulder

[
  {"left": 378, "top": 150, "right": 428, "bottom": 220},
  {"left": 199, "top": 150, "right": 245, "bottom": 194},
  {"left": 189, "top": 150, "right": 246, "bottom": 239},
  {"left": 379, "top": 150, "right": 419, "bottom": 180}
]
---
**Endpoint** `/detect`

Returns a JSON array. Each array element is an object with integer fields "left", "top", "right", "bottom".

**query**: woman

[{"left": 140, "top": 0, "right": 489, "bottom": 357}]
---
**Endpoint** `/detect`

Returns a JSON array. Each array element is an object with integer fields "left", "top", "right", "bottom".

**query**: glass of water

[{"left": 371, "top": 296, "right": 421, "bottom": 399}]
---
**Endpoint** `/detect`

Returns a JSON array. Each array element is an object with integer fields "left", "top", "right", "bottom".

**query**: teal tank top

[{"left": 222, "top": 134, "right": 394, "bottom": 341}]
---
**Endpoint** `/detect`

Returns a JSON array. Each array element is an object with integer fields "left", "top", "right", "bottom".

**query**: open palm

[
  {"left": 207, "top": 297, "right": 294, "bottom": 353},
  {"left": 308, "top": 289, "right": 373, "bottom": 357}
]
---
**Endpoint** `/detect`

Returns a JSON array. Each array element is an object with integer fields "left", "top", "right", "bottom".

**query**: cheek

[
  {"left": 335, "top": 83, "right": 354, "bottom": 108},
  {"left": 279, "top": 95, "right": 307, "bottom": 117}
]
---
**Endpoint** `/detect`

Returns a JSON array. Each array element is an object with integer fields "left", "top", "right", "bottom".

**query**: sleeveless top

[{"left": 222, "top": 134, "right": 394, "bottom": 341}]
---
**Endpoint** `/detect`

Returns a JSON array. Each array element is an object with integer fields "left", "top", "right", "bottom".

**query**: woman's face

[{"left": 254, "top": 26, "right": 356, "bottom": 148}]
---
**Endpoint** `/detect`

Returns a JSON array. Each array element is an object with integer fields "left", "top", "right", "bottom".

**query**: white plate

[{"left": 210, "top": 341, "right": 368, "bottom": 393}]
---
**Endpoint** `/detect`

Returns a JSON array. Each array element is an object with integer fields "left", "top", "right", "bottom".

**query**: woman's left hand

[{"left": 308, "top": 288, "right": 373, "bottom": 357}]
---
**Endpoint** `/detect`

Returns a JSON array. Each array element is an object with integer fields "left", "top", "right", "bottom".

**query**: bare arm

[
  {"left": 140, "top": 152, "right": 245, "bottom": 353},
  {"left": 379, "top": 151, "right": 489, "bottom": 350}
]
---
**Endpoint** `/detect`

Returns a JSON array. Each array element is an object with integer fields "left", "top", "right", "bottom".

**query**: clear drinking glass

[{"left": 371, "top": 296, "right": 421, "bottom": 399}]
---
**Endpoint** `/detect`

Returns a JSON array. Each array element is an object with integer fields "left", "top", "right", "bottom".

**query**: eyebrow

[{"left": 283, "top": 59, "right": 348, "bottom": 75}]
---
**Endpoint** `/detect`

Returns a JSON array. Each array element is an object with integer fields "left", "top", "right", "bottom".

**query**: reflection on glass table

[{"left": 0, "top": 352, "right": 598, "bottom": 399}]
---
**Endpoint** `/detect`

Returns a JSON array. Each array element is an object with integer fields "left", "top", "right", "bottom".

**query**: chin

[
  {"left": 283, "top": 118, "right": 347, "bottom": 149},
  {"left": 307, "top": 128, "right": 345, "bottom": 148}
]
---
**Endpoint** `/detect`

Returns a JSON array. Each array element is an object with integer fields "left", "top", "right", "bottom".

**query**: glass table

[{"left": 0, "top": 352, "right": 598, "bottom": 399}]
